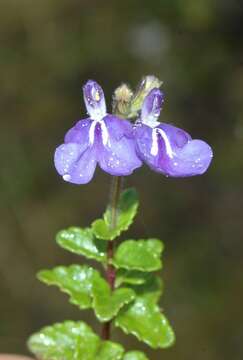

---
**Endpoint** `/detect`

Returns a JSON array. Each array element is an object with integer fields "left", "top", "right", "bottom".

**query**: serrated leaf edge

[{"left": 115, "top": 304, "right": 175, "bottom": 349}]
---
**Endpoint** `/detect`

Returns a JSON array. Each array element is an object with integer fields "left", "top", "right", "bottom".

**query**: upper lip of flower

[
  {"left": 140, "top": 87, "right": 164, "bottom": 127},
  {"left": 82, "top": 80, "right": 111, "bottom": 147},
  {"left": 83, "top": 79, "right": 107, "bottom": 121}
]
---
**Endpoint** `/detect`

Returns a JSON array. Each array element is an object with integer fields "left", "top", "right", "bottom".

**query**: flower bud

[
  {"left": 112, "top": 83, "right": 133, "bottom": 118},
  {"left": 130, "top": 75, "right": 163, "bottom": 117}
]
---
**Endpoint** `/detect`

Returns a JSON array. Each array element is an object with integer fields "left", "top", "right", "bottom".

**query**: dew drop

[{"left": 63, "top": 174, "right": 71, "bottom": 181}]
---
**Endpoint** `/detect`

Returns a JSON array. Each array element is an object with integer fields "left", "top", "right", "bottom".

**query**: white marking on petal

[
  {"left": 91, "top": 109, "right": 106, "bottom": 122},
  {"left": 88, "top": 119, "right": 110, "bottom": 147},
  {"left": 143, "top": 117, "right": 160, "bottom": 128},
  {"left": 151, "top": 128, "right": 159, "bottom": 156},
  {"left": 150, "top": 128, "right": 174, "bottom": 158},
  {"left": 157, "top": 128, "right": 174, "bottom": 158},
  {"left": 89, "top": 120, "right": 97, "bottom": 145},
  {"left": 100, "top": 121, "right": 109, "bottom": 146}
]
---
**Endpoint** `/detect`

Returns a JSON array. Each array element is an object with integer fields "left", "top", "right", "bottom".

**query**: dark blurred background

[{"left": 1, "top": 0, "right": 243, "bottom": 359}]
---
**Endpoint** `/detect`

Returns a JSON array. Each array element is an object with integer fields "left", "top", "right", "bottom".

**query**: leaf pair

[
  {"left": 56, "top": 188, "right": 140, "bottom": 266},
  {"left": 57, "top": 229, "right": 163, "bottom": 273},
  {"left": 38, "top": 265, "right": 135, "bottom": 322},
  {"left": 92, "top": 188, "right": 139, "bottom": 241},
  {"left": 38, "top": 265, "right": 175, "bottom": 349},
  {"left": 28, "top": 320, "right": 149, "bottom": 360}
]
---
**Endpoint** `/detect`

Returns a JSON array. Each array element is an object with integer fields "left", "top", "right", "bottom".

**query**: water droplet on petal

[{"left": 63, "top": 174, "right": 71, "bottom": 181}]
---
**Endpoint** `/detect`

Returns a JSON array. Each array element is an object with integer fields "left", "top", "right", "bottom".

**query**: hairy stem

[{"left": 101, "top": 176, "right": 123, "bottom": 340}]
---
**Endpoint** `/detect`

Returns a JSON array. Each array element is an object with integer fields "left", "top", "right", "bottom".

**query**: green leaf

[
  {"left": 92, "top": 188, "right": 139, "bottom": 241},
  {"left": 115, "top": 296, "right": 175, "bottom": 349},
  {"left": 56, "top": 227, "right": 107, "bottom": 263},
  {"left": 28, "top": 320, "right": 124, "bottom": 360},
  {"left": 115, "top": 270, "right": 150, "bottom": 287},
  {"left": 113, "top": 239, "right": 163, "bottom": 271},
  {"left": 95, "top": 341, "right": 124, "bottom": 360},
  {"left": 131, "top": 275, "right": 163, "bottom": 304},
  {"left": 37, "top": 265, "right": 98, "bottom": 309},
  {"left": 104, "top": 188, "right": 139, "bottom": 231},
  {"left": 28, "top": 321, "right": 100, "bottom": 360},
  {"left": 123, "top": 351, "right": 149, "bottom": 360},
  {"left": 91, "top": 219, "right": 113, "bottom": 240},
  {"left": 92, "top": 275, "right": 136, "bottom": 322}
]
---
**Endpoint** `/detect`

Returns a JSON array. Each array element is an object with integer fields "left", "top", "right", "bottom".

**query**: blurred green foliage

[{"left": 1, "top": 0, "right": 243, "bottom": 359}]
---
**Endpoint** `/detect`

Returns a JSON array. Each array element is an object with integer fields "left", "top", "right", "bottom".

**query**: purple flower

[
  {"left": 54, "top": 80, "right": 142, "bottom": 184},
  {"left": 134, "top": 88, "right": 213, "bottom": 177}
]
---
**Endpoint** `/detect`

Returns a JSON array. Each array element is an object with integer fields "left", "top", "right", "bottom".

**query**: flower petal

[
  {"left": 98, "top": 116, "right": 142, "bottom": 176},
  {"left": 54, "top": 143, "right": 97, "bottom": 184},
  {"left": 158, "top": 123, "right": 192, "bottom": 147},
  {"left": 134, "top": 123, "right": 155, "bottom": 166},
  {"left": 64, "top": 118, "right": 92, "bottom": 145},
  {"left": 135, "top": 123, "right": 213, "bottom": 177},
  {"left": 162, "top": 138, "right": 213, "bottom": 177},
  {"left": 104, "top": 114, "right": 134, "bottom": 140},
  {"left": 158, "top": 123, "right": 213, "bottom": 177},
  {"left": 54, "top": 118, "right": 97, "bottom": 183}
]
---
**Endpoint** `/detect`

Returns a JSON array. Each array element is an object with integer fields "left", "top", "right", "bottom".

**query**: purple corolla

[
  {"left": 54, "top": 80, "right": 142, "bottom": 184},
  {"left": 134, "top": 88, "right": 213, "bottom": 177}
]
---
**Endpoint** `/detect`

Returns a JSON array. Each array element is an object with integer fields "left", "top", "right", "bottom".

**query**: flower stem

[{"left": 101, "top": 176, "right": 123, "bottom": 340}]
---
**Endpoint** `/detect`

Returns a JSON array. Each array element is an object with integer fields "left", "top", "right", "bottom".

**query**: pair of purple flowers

[{"left": 54, "top": 80, "right": 213, "bottom": 184}]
